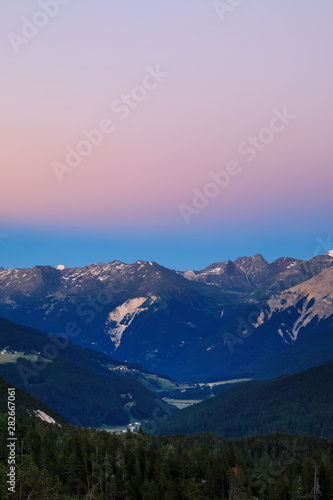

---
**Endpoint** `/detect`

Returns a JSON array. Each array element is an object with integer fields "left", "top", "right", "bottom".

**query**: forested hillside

[
  {"left": 0, "top": 413, "right": 333, "bottom": 499},
  {"left": 157, "top": 362, "right": 333, "bottom": 439},
  {"left": 0, "top": 375, "right": 66, "bottom": 425},
  {"left": 0, "top": 317, "right": 174, "bottom": 427}
]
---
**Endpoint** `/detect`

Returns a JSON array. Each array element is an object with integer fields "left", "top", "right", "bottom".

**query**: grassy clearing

[
  {"left": 135, "top": 373, "right": 184, "bottom": 393},
  {"left": 104, "top": 363, "right": 186, "bottom": 393},
  {"left": 0, "top": 352, "right": 50, "bottom": 365},
  {"left": 162, "top": 379, "right": 252, "bottom": 409},
  {"left": 163, "top": 398, "right": 203, "bottom": 409},
  {"left": 98, "top": 424, "right": 129, "bottom": 433},
  {"left": 198, "top": 378, "right": 251, "bottom": 388}
]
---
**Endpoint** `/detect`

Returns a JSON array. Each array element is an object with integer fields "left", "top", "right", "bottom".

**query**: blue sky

[
  {"left": 1, "top": 221, "right": 332, "bottom": 271},
  {"left": 1, "top": 0, "right": 332, "bottom": 270}
]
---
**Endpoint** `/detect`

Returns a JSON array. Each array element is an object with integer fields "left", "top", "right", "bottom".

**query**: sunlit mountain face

[{"left": 1, "top": 253, "right": 332, "bottom": 381}]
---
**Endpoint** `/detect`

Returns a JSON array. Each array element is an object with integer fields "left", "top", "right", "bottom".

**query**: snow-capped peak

[
  {"left": 325, "top": 250, "right": 333, "bottom": 258},
  {"left": 56, "top": 264, "right": 67, "bottom": 271}
]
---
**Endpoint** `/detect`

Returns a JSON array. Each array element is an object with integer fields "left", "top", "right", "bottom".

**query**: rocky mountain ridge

[{"left": 0, "top": 252, "right": 332, "bottom": 380}]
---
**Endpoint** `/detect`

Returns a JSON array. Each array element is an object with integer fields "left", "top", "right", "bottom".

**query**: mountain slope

[
  {"left": 0, "top": 260, "right": 241, "bottom": 377},
  {"left": 253, "top": 254, "right": 333, "bottom": 301},
  {"left": 0, "top": 317, "right": 175, "bottom": 427},
  {"left": 157, "top": 361, "right": 333, "bottom": 439},
  {"left": 180, "top": 254, "right": 301, "bottom": 294},
  {"left": 0, "top": 374, "right": 66, "bottom": 425},
  {"left": 0, "top": 253, "right": 332, "bottom": 381},
  {"left": 252, "top": 265, "right": 333, "bottom": 342},
  {"left": 171, "top": 265, "right": 333, "bottom": 381}
]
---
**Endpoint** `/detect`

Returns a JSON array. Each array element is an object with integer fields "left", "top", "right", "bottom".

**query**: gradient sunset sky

[{"left": 1, "top": 0, "right": 332, "bottom": 270}]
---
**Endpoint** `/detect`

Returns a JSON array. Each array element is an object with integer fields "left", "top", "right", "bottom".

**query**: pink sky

[{"left": 1, "top": 0, "right": 332, "bottom": 232}]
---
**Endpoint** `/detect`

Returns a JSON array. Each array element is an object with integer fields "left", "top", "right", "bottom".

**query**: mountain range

[{"left": 0, "top": 252, "right": 332, "bottom": 381}]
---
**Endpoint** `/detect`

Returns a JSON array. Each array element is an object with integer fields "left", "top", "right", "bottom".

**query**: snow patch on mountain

[
  {"left": 253, "top": 311, "right": 265, "bottom": 328},
  {"left": 286, "top": 261, "right": 298, "bottom": 269},
  {"left": 183, "top": 270, "right": 197, "bottom": 280},
  {"left": 105, "top": 296, "right": 158, "bottom": 348},
  {"left": 325, "top": 250, "right": 333, "bottom": 258}
]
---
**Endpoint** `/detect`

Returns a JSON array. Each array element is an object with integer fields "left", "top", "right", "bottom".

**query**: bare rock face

[
  {"left": 253, "top": 266, "right": 333, "bottom": 343},
  {"left": 0, "top": 253, "right": 332, "bottom": 381}
]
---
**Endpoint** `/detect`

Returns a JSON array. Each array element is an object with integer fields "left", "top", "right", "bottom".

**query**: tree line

[{"left": 1, "top": 412, "right": 333, "bottom": 499}]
